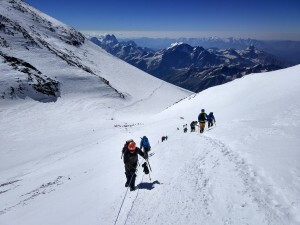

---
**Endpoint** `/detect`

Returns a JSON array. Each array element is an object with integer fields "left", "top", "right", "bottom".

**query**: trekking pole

[
  {"left": 146, "top": 158, "right": 152, "bottom": 172},
  {"left": 148, "top": 171, "right": 152, "bottom": 181},
  {"left": 143, "top": 159, "right": 151, "bottom": 180}
]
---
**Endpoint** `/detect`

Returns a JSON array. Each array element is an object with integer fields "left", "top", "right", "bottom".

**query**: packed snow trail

[{"left": 113, "top": 131, "right": 295, "bottom": 225}]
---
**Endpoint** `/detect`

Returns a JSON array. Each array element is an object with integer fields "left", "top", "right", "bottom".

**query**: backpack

[
  {"left": 198, "top": 113, "right": 206, "bottom": 121},
  {"left": 141, "top": 136, "right": 150, "bottom": 148},
  {"left": 123, "top": 139, "right": 133, "bottom": 153},
  {"left": 125, "top": 139, "right": 133, "bottom": 146}
]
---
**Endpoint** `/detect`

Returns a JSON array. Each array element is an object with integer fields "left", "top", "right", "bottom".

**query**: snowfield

[
  {"left": 1, "top": 0, "right": 300, "bottom": 225},
  {"left": 1, "top": 65, "right": 300, "bottom": 225}
]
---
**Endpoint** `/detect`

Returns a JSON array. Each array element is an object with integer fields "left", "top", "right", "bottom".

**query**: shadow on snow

[{"left": 137, "top": 180, "right": 161, "bottom": 190}]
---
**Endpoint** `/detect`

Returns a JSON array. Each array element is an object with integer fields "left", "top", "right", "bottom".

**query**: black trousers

[
  {"left": 124, "top": 162, "right": 137, "bottom": 188},
  {"left": 125, "top": 162, "right": 137, "bottom": 176}
]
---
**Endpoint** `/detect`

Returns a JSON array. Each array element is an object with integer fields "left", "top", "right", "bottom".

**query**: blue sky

[{"left": 25, "top": 0, "right": 300, "bottom": 40}]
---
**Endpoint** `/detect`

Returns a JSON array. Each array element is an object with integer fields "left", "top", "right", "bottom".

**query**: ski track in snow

[{"left": 116, "top": 133, "right": 293, "bottom": 225}]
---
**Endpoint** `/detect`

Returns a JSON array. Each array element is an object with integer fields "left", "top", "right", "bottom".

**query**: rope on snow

[{"left": 113, "top": 159, "right": 146, "bottom": 225}]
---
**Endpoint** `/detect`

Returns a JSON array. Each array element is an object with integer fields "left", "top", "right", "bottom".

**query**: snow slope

[
  {"left": 1, "top": 62, "right": 300, "bottom": 225},
  {"left": 1, "top": 1, "right": 300, "bottom": 225}
]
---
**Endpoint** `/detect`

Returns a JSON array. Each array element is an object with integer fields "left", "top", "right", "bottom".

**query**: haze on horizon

[{"left": 25, "top": 0, "right": 300, "bottom": 41}]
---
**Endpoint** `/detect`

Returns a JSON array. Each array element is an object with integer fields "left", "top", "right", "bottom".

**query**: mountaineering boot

[
  {"left": 125, "top": 180, "right": 129, "bottom": 187},
  {"left": 130, "top": 174, "right": 136, "bottom": 191},
  {"left": 130, "top": 186, "right": 135, "bottom": 191}
]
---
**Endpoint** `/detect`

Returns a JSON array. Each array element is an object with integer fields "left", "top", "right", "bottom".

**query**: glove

[{"left": 144, "top": 152, "right": 148, "bottom": 159}]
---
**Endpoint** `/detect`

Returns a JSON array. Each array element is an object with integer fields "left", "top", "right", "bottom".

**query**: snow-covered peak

[
  {"left": 166, "top": 42, "right": 194, "bottom": 54},
  {"left": 168, "top": 41, "right": 184, "bottom": 49},
  {"left": 99, "top": 34, "right": 119, "bottom": 45},
  {"left": 0, "top": 0, "right": 191, "bottom": 108}
]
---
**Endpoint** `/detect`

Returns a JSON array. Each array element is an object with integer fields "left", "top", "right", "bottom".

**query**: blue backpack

[{"left": 141, "top": 136, "right": 150, "bottom": 149}]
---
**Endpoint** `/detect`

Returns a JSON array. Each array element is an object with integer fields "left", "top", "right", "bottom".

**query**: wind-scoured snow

[{"left": 1, "top": 1, "right": 300, "bottom": 225}]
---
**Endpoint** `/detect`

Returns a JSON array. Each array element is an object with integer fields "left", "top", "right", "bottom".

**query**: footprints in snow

[
  {"left": 200, "top": 136, "right": 289, "bottom": 225},
  {"left": 0, "top": 176, "right": 70, "bottom": 215},
  {"left": 0, "top": 180, "right": 20, "bottom": 194}
]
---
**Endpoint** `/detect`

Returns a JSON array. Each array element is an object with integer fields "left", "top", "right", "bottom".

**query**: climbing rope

[
  {"left": 123, "top": 172, "right": 145, "bottom": 225},
  {"left": 113, "top": 160, "right": 145, "bottom": 225}
]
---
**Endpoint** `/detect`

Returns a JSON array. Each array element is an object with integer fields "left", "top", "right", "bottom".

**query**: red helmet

[{"left": 128, "top": 141, "right": 136, "bottom": 153}]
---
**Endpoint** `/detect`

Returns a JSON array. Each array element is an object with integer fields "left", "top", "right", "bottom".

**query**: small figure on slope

[
  {"left": 190, "top": 121, "right": 197, "bottom": 132},
  {"left": 207, "top": 112, "right": 216, "bottom": 128},
  {"left": 183, "top": 124, "right": 188, "bottom": 133},
  {"left": 198, "top": 109, "right": 207, "bottom": 133}
]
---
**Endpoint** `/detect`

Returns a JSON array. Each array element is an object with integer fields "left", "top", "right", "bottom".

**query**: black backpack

[
  {"left": 122, "top": 139, "right": 133, "bottom": 153},
  {"left": 199, "top": 113, "right": 206, "bottom": 121},
  {"left": 125, "top": 139, "right": 133, "bottom": 146}
]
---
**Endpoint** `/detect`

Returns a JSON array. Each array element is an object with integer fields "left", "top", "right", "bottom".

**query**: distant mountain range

[
  {"left": 91, "top": 35, "right": 286, "bottom": 92},
  {"left": 118, "top": 37, "right": 300, "bottom": 64}
]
